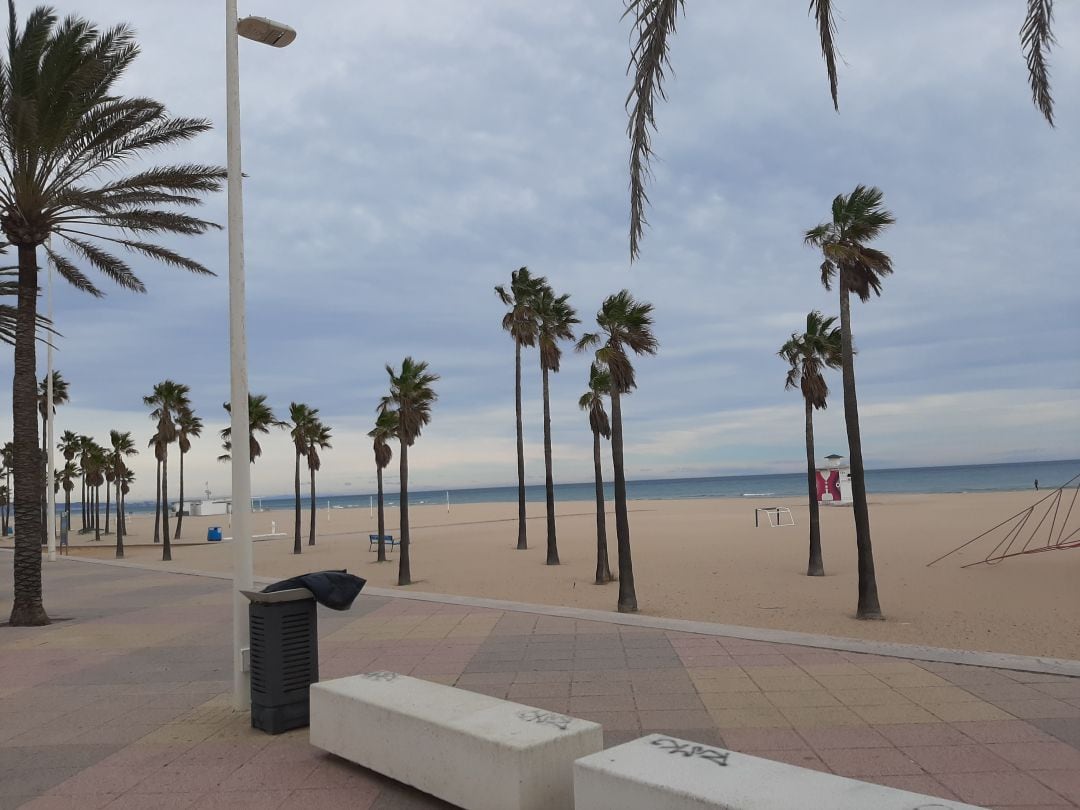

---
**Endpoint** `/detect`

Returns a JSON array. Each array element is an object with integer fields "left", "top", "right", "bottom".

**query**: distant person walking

[{"left": 1034, "top": 479, "right": 1039, "bottom": 491}]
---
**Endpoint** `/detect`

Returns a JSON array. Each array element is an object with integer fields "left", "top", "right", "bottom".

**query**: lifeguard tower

[{"left": 816, "top": 453, "right": 852, "bottom": 505}]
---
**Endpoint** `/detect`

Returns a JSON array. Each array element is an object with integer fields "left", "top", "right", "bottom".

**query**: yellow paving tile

[
  {"left": 849, "top": 703, "right": 941, "bottom": 724},
  {"left": 812, "top": 674, "right": 886, "bottom": 691},
  {"left": 798, "top": 663, "right": 867, "bottom": 676},
  {"left": 700, "top": 691, "right": 773, "bottom": 710},
  {"left": 692, "top": 677, "right": 761, "bottom": 694},
  {"left": 873, "top": 671, "right": 951, "bottom": 688},
  {"left": 765, "top": 690, "right": 842, "bottom": 708},
  {"left": 833, "top": 688, "right": 917, "bottom": 707},
  {"left": 896, "top": 685, "right": 982, "bottom": 705},
  {"left": 707, "top": 707, "right": 790, "bottom": 729},
  {"left": 779, "top": 706, "right": 866, "bottom": 728},
  {"left": 924, "top": 701, "right": 1014, "bottom": 722}
]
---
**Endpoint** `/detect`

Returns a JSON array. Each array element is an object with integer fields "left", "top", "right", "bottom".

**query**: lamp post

[
  {"left": 45, "top": 241, "right": 55, "bottom": 563},
  {"left": 226, "top": 1, "right": 295, "bottom": 710}
]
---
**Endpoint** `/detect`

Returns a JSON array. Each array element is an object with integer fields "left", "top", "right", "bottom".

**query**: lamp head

[{"left": 237, "top": 16, "right": 296, "bottom": 48}]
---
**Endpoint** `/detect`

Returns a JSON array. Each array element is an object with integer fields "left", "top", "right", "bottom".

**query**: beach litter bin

[
  {"left": 207, "top": 526, "right": 222, "bottom": 542},
  {"left": 243, "top": 570, "right": 366, "bottom": 734}
]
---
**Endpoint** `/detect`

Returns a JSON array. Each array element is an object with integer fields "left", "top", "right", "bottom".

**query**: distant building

[
  {"left": 816, "top": 453, "right": 852, "bottom": 505},
  {"left": 172, "top": 484, "right": 231, "bottom": 516}
]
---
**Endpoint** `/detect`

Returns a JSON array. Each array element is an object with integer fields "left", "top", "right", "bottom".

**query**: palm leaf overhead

[
  {"left": 778, "top": 310, "right": 842, "bottom": 410},
  {"left": 381, "top": 357, "right": 439, "bottom": 447},
  {"left": 579, "top": 363, "right": 612, "bottom": 440},
  {"left": 220, "top": 394, "right": 283, "bottom": 462},
  {"left": 809, "top": 0, "right": 840, "bottom": 111},
  {"left": 368, "top": 407, "right": 397, "bottom": 471},
  {"left": 1021, "top": 0, "right": 1056, "bottom": 126}
]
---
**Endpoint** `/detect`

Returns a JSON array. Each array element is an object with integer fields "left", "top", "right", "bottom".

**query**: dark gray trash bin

[{"left": 241, "top": 588, "right": 319, "bottom": 734}]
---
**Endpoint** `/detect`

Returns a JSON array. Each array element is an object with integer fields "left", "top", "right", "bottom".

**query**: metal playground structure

[{"left": 927, "top": 472, "right": 1080, "bottom": 568}]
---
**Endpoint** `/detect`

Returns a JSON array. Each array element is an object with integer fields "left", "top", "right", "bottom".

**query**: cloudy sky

[{"left": 3, "top": 1, "right": 1078, "bottom": 501}]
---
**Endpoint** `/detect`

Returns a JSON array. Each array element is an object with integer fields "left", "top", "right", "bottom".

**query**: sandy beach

[{"left": 30, "top": 490, "right": 1080, "bottom": 661}]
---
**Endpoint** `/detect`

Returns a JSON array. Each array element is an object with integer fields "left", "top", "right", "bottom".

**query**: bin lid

[{"left": 240, "top": 587, "right": 314, "bottom": 603}]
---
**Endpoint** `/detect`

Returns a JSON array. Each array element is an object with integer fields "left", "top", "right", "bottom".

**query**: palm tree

[
  {"left": 76, "top": 435, "right": 94, "bottom": 532},
  {"left": 83, "top": 442, "right": 106, "bottom": 542},
  {"left": 576, "top": 291, "right": 658, "bottom": 613},
  {"left": 1, "top": 441, "right": 12, "bottom": 535},
  {"left": 287, "top": 402, "right": 317, "bottom": 555},
  {"left": 535, "top": 284, "right": 579, "bottom": 565},
  {"left": 778, "top": 311, "right": 842, "bottom": 577},
  {"left": 368, "top": 408, "right": 398, "bottom": 563},
  {"left": 56, "top": 460, "right": 78, "bottom": 534},
  {"left": 37, "top": 371, "right": 68, "bottom": 543},
  {"left": 381, "top": 358, "right": 439, "bottom": 586},
  {"left": 805, "top": 185, "right": 895, "bottom": 619},
  {"left": 118, "top": 467, "right": 134, "bottom": 539},
  {"left": 622, "top": 1, "right": 1058, "bottom": 260},
  {"left": 495, "top": 267, "right": 545, "bottom": 550},
  {"left": 220, "top": 394, "right": 282, "bottom": 463},
  {"left": 579, "top": 363, "right": 614, "bottom": 585},
  {"left": 108, "top": 431, "right": 136, "bottom": 558},
  {"left": 58, "top": 431, "right": 79, "bottom": 531},
  {"left": 1, "top": 6, "right": 224, "bottom": 626},
  {"left": 144, "top": 380, "right": 190, "bottom": 560},
  {"left": 306, "top": 420, "right": 332, "bottom": 547},
  {"left": 174, "top": 408, "right": 202, "bottom": 539}
]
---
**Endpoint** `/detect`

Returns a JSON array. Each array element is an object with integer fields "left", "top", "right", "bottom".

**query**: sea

[{"left": 123, "top": 459, "right": 1079, "bottom": 515}]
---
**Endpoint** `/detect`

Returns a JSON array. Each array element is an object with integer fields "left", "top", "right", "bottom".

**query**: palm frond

[
  {"left": 808, "top": 0, "right": 840, "bottom": 111},
  {"left": 58, "top": 234, "right": 145, "bottom": 292},
  {"left": 44, "top": 247, "right": 104, "bottom": 297},
  {"left": 1020, "top": 0, "right": 1055, "bottom": 126},
  {"left": 624, "top": 0, "right": 683, "bottom": 261}
]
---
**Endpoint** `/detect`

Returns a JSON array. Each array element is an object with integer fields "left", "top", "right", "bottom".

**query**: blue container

[{"left": 207, "top": 527, "right": 223, "bottom": 542}]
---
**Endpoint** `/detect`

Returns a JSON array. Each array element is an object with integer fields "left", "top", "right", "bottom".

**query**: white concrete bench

[
  {"left": 310, "top": 672, "right": 602, "bottom": 810},
  {"left": 574, "top": 734, "right": 985, "bottom": 810}
]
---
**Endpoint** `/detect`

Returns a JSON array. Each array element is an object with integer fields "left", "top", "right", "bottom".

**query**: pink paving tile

[
  {"left": 870, "top": 775, "right": 960, "bottom": 801},
  {"left": 638, "top": 709, "right": 715, "bottom": 731},
  {"left": 718, "top": 728, "right": 807, "bottom": 751},
  {"left": 985, "top": 742, "right": 1080, "bottom": 771},
  {"left": 874, "top": 723, "right": 975, "bottom": 747},
  {"left": 127, "top": 764, "right": 243, "bottom": 794},
  {"left": 797, "top": 726, "right": 892, "bottom": 750},
  {"left": 94, "top": 744, "right": 194, "bottom": 770},
  {"left": 570, "top": 695, "right": 636, "bottom": 713},
  {"left": 19, "top": 797, "right": 115, "bottom": 810},
  {"left": 507, "top": 682, "right": 571, "bottom": 700},
  {"left": 1030, "top": 769, "right": 1080, "bottom": 804},
  {"left": 730, "top": 655, "right": 792, "bottom": 668},
  {"left": 634, "top": 693, "right": 706, "bottom": 711},
  {"left": 104, "top": 793, "right": 201, "bottom": 809},
  {"left": 937, "top": 771, "right": 1073, "bottom": 806},
  {"left": 737, "top": 748, "right": 830, "bottom": 772},
  {"left": 571, "top": 681, "right": 633, "bottom": 697},
  {"left": 901, "top": 744, "right": 1015, "bottom": 774},
  {"left": 47, "top": 766, "right": 147, "bottom": 796},
  {"left": 218, "top": 759, "right": 321, "bottom": 791},
  {"left": 816, "top": 747, "right": 924, "bottom": 778},
  {"left": 284, "top": 788, "right": 377, "bottom": 809},
  {"left": 574, "top": 711, "right": 641, "bottom": 731},
  {"left": 188, "top": 789, "right": 291, "bottom": 810},
  {"left": 993, "top": 699, "right": 1080, "bottom": 720},
  {"left": 954, "top": 720, "right": 1059, "bottom": 744}
]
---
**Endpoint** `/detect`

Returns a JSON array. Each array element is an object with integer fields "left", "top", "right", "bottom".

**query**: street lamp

[{"left": 226, "top": 2, "right": 295, "bottom": 710}]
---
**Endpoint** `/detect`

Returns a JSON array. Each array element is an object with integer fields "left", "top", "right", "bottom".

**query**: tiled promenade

[{"left": 2, "top": 555, "right": 1080, "bottom": 809}]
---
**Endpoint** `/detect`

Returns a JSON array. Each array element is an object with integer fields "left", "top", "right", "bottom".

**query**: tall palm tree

[
  {"left": 778, "top": 311, "right": 842, "bottom": 577},
  {"left": 287, "top": 402, "right": 317, "bottom": 555},
  {"left": 306, "top": 420, "right": 332, "bottom": 547},
  {"left": 1, "top": 441, "right": 12, "bottom": 535},
  {"left": 535, "top": 284, "right": 578, "bottom": 565},
  {"left": 220, "top": 394, "right": 281, "bottom": 464},
  {"left": 174, "top": 408, "right": 202, "bottom": 539},
  {"left": 495, "top": 267, "right": 545, "bottom": 550},
  {"left": 144, "top": 380, "right": 190, "bottom": 560},
  {"left": 805, "top": 185, "right": 895, "bottom": 619},
  {"left": 37, "top": 370, "right": 68, "bottom": 543},
  {"left": 76, "top": 434, "right": 94, "bottom": 532},
  {"left": 579, "top": 363, "right": 614, "bottom": 585},
  {"left": 368, "top": 408, "right": 398, "bottom": 563},
  {"left": 83, "top": 442, "right": 106, "bottom": 542},
  {"left": 118, "top": 467, "right": 134, "bottom": 539},
  {"left": 576, "top": 291, "right": 658, "bottom": 613},
  {"left": 622, "top": 1, "right": 1058, "bottom": 260},
  {"left": 1, "top": 6, "right": 224, "bottom": 626},
  {"left": 381, "top": 358, "right": 439, "bottom": 586},
  {"left": 56, "top": 460, "right": 78, "bottom": 534},
  {"left": 108, "top": 431, "right": 136, "bottom": 558},
  {"left": 57, "top": 430, "right": 79, "bottom": 532}
]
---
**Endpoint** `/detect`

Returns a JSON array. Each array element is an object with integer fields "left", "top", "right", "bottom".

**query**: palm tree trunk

[
  {"left": 593, "top": 428, "right": 612, "bottom": 584},
  {"left": 9, "top": 244, "right": 49, "bottom": 626},
  {"left": 398, "top": 442, "right": 411, "bottom": 586},
  {"left": 805, "top": 397, "right": 824, "bottom": 576},
  {"left": 161, "top": 450, "right": 170, "bottom": 555},
  {"left": 541, "top": 364, "right": 559, "bottom": 565},
  {"left": 174, "top": 450, "right": 185, "bottom": 539},
  {"left": 609, "top": 390, "right": 637, "bottom": 612},
  {"left": 93, "top": 485, "right": 100, "bottom": 541},
  {"left": 376, "top": 466, "right": 387, "bottom": 562},
  {"left": 115, "top": 479, "right": 124, "bottom": 559},
  {"left": 839, "top": 278, "right": 882, "bottom": 619},
  {"left": 293, "top": 450, "right": 302, "bottom": 554},
  {"left": 308, "top": 466, "right": 317, "bottom": 546},
  {"left": 514, "top": 340, "right": 527, "bottom": 550},
  {"left": 153, "top": 460, "right": 161, "bottom": 543},
  {"left": 81, "top": 474, "right": 87, "bottom": 531},
  {"left": 64, "top": 487, "right": 70, "bottom": 531},
  {"left": 104, "top": 478, "right": 111, "bottom": 535}
]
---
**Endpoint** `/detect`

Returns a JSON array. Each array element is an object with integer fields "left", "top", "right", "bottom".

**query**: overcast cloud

[{"left": 2, "top": 1, "right": 1078, "bottom": 501}]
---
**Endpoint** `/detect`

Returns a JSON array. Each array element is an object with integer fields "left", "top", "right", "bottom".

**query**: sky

[{"left": 1, "top": 1, "right": 1078, "bottom": 502}]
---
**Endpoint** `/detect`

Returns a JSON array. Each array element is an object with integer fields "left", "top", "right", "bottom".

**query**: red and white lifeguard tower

[{"left": 816, "top": 453, "right": 852, "bottom": 505}]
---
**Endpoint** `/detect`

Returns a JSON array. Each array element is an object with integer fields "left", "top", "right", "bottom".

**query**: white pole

[
  {"left": 369, "top": 495, "right": 373, "bottom": 518},
  {"left": 45, "top": 243, "right": 56, "bottom": 563},
  {"left": 226, "top": 0, "right": 253, "bottom": 711},
  {"left": 326, "top": 498, "right": 330, "bottom": 522},
  {"left": 446, "top": 490, "right": 449, "bottom": 514}
]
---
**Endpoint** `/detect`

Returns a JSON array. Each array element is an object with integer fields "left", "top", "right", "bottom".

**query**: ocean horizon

[{"left": 118, "top": 458, "right": 1079, "bottom": 515}]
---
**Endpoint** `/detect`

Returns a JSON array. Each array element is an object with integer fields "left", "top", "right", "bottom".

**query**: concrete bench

[
  {"left": 310, "top": 672, "right": 602, "bottom": 810},
  {"left": 574, "top": 734, "right": 984, "bottom": 810}
]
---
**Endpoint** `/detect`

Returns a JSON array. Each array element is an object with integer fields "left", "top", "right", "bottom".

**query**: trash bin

[
  {"left": 207, "top": 527, "right": 222, "bottom": 542},
  {"left": 242, "top": 588, "right": 319, "bottom": 734}
]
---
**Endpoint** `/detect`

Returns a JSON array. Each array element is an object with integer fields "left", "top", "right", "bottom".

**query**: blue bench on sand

[{"left": 369, "top": 534, "right": 397, "bottom": 551}]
